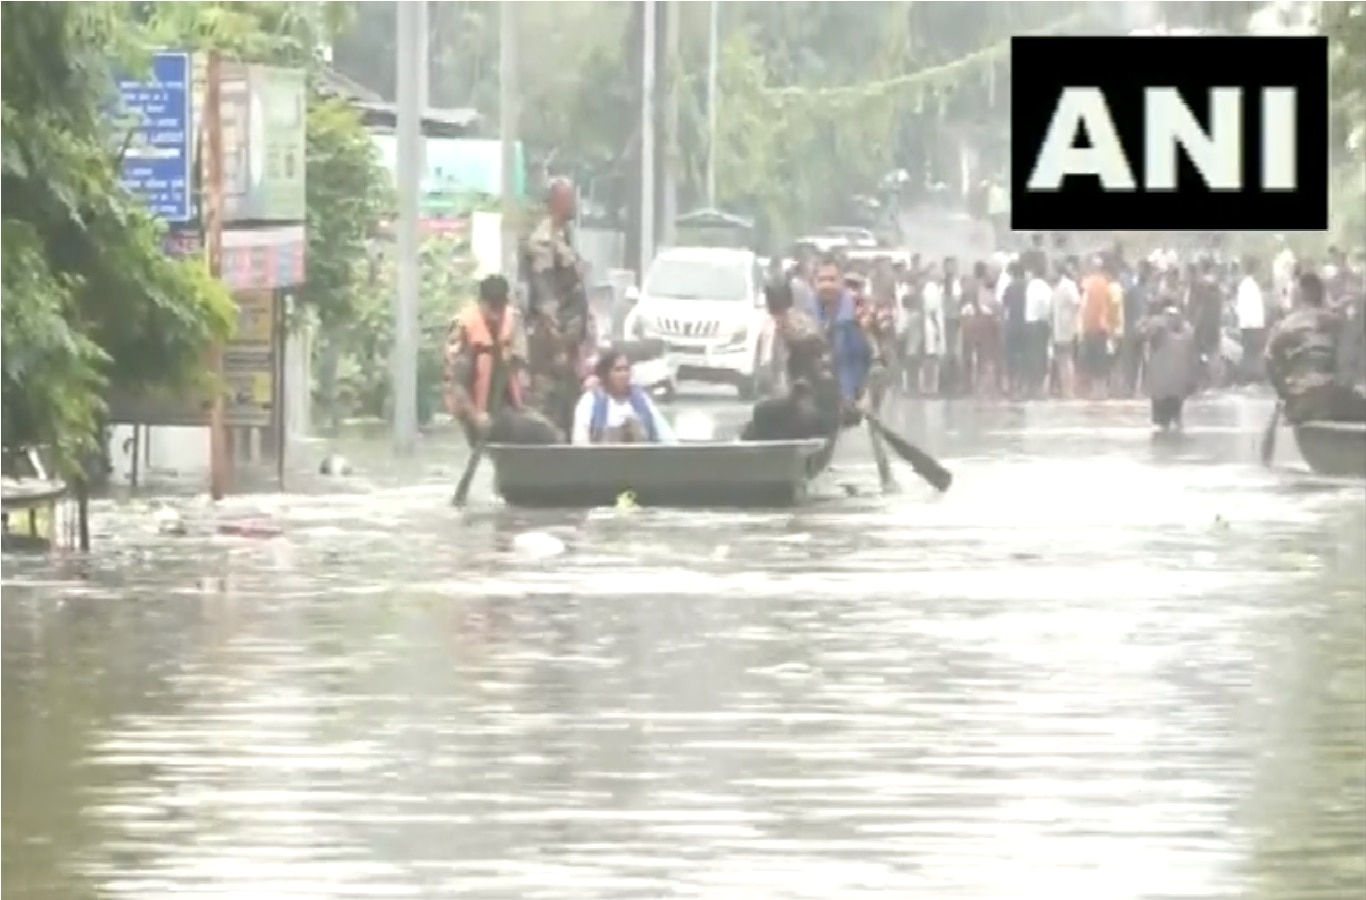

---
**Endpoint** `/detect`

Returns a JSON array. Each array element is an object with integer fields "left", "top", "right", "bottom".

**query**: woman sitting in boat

[{"left": 571, "top": 349, "right": 679, "bottom": 445}]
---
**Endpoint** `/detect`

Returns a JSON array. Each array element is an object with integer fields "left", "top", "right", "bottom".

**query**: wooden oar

[
  {"left": 863, "top": 410, "right": 953, "bottom": 493},
  {"left": 452, "top": 354, "right": 510, "bottom": 507},
  {"left": 861, "top": 383, "right": 897, "bottom": 492},
  {"left": 867, "top": 417, "right": 898, "bottom": 491},
  {"left": 1259, "top": 401, "right": 1282, "bottom": 467}
]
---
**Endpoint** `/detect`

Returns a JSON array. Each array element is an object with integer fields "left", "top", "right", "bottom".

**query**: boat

[
  {"left": 487, "top": 438, "right": 832, "bottom": 509},
  {"left": 1292, "top": 421, "right": 1366, "bottom": 479}
]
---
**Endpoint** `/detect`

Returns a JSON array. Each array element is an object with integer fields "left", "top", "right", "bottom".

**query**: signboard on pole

[
  {"left": 214, "top": 63, "right": 307, "bottom": 223},
  {"left": 222, "top": 289, "right": 277, "bottom": 428},
  {"left": 118, "top": 51, "right": 193, "bottom": 222}
]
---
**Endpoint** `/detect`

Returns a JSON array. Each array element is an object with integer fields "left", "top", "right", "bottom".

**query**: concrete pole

[
  {"left": 661, "top": 0, "right": 679, "bottom": 246},
  {"left": 499, "top": 0, "right": 519, "bottom": 282},
  {"left": 205, "top": 51, "right": 228, "bottom": 499},
  {"left": 417, "top": 0, "right": 429, "bottom": 174},
  {"left": 392, "top": 2, "right": 421, "bottom": 454},
  {"left": 640, "top": 0, "right": 657, "bottom": 281},
  {"left": 706, "top": 0, "right": 719, "bottom": 208}
]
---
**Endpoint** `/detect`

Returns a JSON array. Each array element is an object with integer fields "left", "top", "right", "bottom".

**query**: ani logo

[{"left": 1009, "top": 35, "right": 1329, "bottom": 232}]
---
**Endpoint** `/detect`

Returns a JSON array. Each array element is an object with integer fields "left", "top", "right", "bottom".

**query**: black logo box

[{"left": 1010, "top": 35, "right": 1329, "bottom": 233}]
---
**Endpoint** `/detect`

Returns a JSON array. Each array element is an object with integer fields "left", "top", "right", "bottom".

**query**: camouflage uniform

[
  {"left": 1265, "top": 306, "right": 1366, "bottom": 425},
  {"left": 523, "top": 215, "right": 590, "bottom": 435},
  {"left": 750, "top": 308, "right": 843, "bottom": 439}
]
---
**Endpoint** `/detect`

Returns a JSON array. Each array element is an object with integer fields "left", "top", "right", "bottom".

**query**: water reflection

[{"left": 3, "top": 397, "right": 1364, "bottom": 899}]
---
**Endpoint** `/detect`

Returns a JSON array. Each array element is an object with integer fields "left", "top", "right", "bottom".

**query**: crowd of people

[{"left": 793, "top": 238, "right": 1366, "bottom": 419}]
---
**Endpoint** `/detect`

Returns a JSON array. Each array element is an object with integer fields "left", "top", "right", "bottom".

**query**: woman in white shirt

[{"left": 572, "top": 349, "right": 679, "bottom": 445}]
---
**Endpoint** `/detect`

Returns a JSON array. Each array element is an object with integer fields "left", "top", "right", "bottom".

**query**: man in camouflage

[
  {"left": 1265, "top": 272, "right": 1366, "bottom": 426},
  {"left": 523, "top": 178, "right": 593, "bottom": 437},
  {"left": 741, "top": 279, "right": 845, "bottom": 441}
]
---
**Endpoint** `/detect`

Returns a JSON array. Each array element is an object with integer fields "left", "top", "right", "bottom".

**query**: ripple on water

[{"left": 4, "top": 406, "right": 1365, "bottom": 900}]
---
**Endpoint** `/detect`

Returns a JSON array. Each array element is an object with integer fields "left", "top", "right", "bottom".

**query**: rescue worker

[
  {"left": 570, "top": 349, "right": 678, "bottom": 445},
  {"left": 443, "top": 274, "right": 559, "bottom": 446},
  {"left": 523, "top": 178, "right": 592, "bottom": 437},
  {"left": 1265, "top": 272, "right": 1366, "bottom": 426},
  {"left": 740, "top": 278, "right": 844, "bottom": 442}
]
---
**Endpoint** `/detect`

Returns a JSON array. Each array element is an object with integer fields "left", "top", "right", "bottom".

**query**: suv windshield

[{"left": 644, "top": 257, "right": 749, "bottom": 302}]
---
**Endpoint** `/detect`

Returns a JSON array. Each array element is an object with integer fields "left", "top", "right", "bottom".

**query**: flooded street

[{"left": 4, "top": 394, "right": 1364, "bottom": 900}]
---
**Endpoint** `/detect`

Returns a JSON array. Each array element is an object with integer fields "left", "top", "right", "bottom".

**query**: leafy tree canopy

[
  {"left": 333, "top": 1, "right": 1364, "bottom": 244},
  {"left": 1, "top": 3, "right": 234, "bottom": 471}
]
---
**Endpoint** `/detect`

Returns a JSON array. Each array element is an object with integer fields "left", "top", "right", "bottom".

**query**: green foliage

[
  {"left": 302, "top": 97, "right": 392, "bottom": 331},
  {"left": 1322, "top": 2, "right": 1366, "bottom": 241},
  {"left": 146, "top": 0, "right": 391, "bottom": 331},
  {"left": 1, "top": 2, "right": 234, "bottom": 472},
  {"left": 324, "top": 232, "right": 480, "bottom": 425},
  {"left": 333, "top": 1, "right": 1090, "bottom": 240}
]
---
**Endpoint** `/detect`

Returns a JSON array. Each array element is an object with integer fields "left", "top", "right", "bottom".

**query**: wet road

[{"left": 4, "top": 394, "right": 1365, "bottom": 900}]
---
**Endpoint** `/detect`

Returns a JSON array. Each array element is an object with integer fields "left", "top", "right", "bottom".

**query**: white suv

[{"left": 625, "top": 247, "right": 770, "bottom": 399}]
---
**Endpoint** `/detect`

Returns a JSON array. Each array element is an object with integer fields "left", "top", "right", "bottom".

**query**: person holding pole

[{"left": 443, "top": 274, "right": 557, "bottom": 445}]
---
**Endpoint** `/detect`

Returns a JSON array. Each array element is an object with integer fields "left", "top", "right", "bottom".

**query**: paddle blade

[
  {"left": 452, "top": 446, "right": 485, "bottom": 507},
  {"left": 870, "top": 417, "right": 953, "bottom": 493},
  {"left": 1259, "top": 403, "right": 1282, "bottom": 467}
]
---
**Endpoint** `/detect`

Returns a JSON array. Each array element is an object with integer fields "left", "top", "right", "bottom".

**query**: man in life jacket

[
  {"left": 570, "top": 347, "right": 678, "bottom": 445},
  {"left": 523, "top": 178, "right": 592, "bottom": 436},
  {"left": 443, "top": 274, "right": 559, "bottom": 445},
  {"left": 1265, "top": 271, "right": 1366, "bottom": 426}
]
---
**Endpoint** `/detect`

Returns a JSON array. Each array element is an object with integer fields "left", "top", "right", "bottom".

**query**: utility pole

[
  {"left": 392, "top": 2, "right": 422, "bottom": 454},
  {"left": 706, "top": 0, "right": 719, "bottom": 208},
  {"left": 205, "top": 51, "right": 228, "bottom": 500},
  {"left": 499, "top": 1, "right": 519, "bottom": 282},
  {"left": 640, "top": 0, "right": 657, "bottom": 281},
  {"left": 661, "top": 0, "right": 679, "bottom": 245},
  {"left": 417, "top": 0, "right": 429, "bottom": 173}
]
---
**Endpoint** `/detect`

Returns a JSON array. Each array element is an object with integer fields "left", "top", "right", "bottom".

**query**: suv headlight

[
  {"left": 631, "top": 314, "right": 651, "bottom": 338},
  {"left": 729, "top": 325, "right": 748, "bottom": 345}
]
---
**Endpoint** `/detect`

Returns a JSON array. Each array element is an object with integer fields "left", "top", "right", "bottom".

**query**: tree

[
  {"left": 1, "top": 3, "right": 234, "bottom": 472},
  {"left": 1321, "top": 1, "right": 1366, "bottom": 240},
  {"left": 143, "top": 1, "right": 391, "bottom": 330},
  {"left": 332, "top": 1, "right": 1091, "bottom": 243}
]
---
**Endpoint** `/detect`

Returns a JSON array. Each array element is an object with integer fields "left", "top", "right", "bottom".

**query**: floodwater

[{"left": 4, "top": 394, "right": 1364, "bottom": 900}]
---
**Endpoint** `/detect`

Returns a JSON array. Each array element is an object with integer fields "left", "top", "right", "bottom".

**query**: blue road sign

[{"left": 118, "top": 51, "right": 193, "bottom": 223}]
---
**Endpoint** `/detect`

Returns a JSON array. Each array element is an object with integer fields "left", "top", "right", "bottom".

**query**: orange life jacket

[{"left": 459, "top": 305, "right": 524, "bottom": 414}]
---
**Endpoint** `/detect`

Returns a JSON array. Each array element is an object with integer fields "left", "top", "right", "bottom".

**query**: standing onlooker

[
  {"left": 1079, "top": 259, "right": 1114, "bottom": 400},
  {"left": 962, "top": 261, "right": 1001, "bottom": 397},
  {"left": 1272, "top": 239, "right": 1296, "bottom": 313},
  {"left": 1001, "top": 261, "right": 1028, "bottom": 397},
  {"left": 1107, "top": 265, "right": 1127, "bottom": 396},
  {"left": 1114, "top": 261, "right": 1150, "bottom": 397},
  {"left": 920, "top": 265, "right": 946, "bottom": 395},
  {"left": 1024, "top": 266, "right": 1053, "bottom": 398},
  {"left": 1235, "top": 255, "right": 1267, "bottom": 383},
  {"left": 941, "top": 257, "right": 964, "bottom": 396},
  {"left": 1050, "top": 261, "right": 1081, "bottom": 398}
]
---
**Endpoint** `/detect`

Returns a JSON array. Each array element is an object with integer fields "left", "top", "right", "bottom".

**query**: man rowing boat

[{"left": 742, "top": 254, "right": 874, "bottom": 442}]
